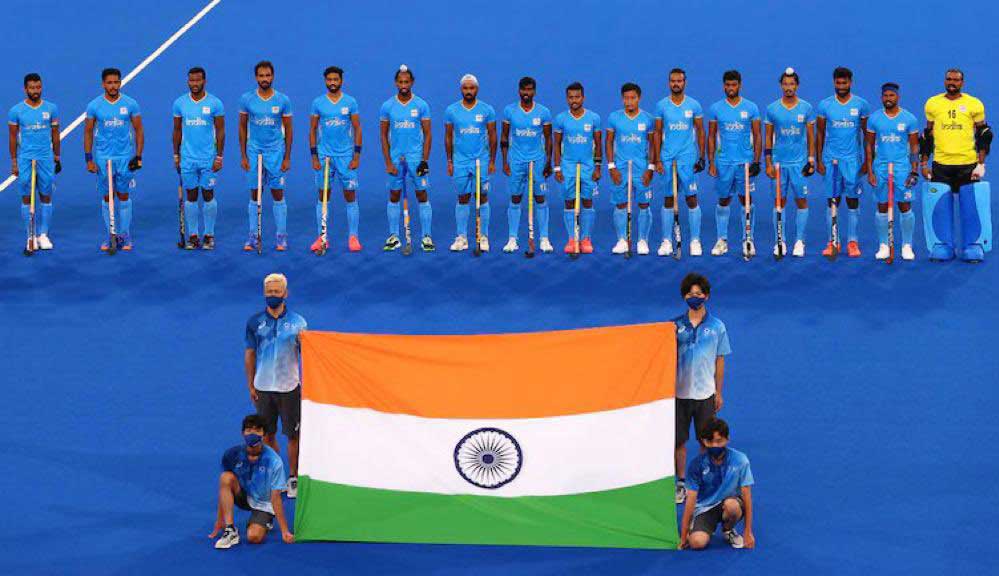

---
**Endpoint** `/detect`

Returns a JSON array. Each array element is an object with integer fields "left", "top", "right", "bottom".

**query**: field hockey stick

[
  {"left": 571, "top": 162, "right": 581, "bottom": 260},
  {"left": 317, "top": 157, "right": 330, "bottom": 256},
  {"left": 742, "top": 162, "right": 752, "bottom": 261},
  {"left": 525, "top": 160, "right": 535, "bottom": 258},
  {"left": 624, "top": 160, "right": 632, "bottom": 259},
  {"left": 887, "top": 162, "right": 895, "bottom": 265},
  {"left": 177, "top": 173, "right": 186, "bottom": 248},
  {"left": 672, "top": 159, "right": 682, "bottom": 260},
  {"left": 256, "top": 153, "right": 263, "bottom": 255},
  {"left": 107, "top": 159, "right": 117, "bottom": 255},
  {"left": 775, "top": 162, "right": 784, "bottom": 261},
  {"left": 24, "top": 160, "right": 36, "bottom": 256},
  {"left": 473, "top": 159, "right": 482, "bottom": 257},
  {"left": 401, "top": 158, "right": 413, "bottom": 256},
  {"left": 827, "top": 159, "right": 840, "bottom": 261}
]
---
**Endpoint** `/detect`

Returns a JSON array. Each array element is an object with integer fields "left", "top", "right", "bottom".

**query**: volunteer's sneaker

[
  {"left": 202, "top": 235, "right": 215, "bottom": 250},
  {"left": 275, "top": 234, "right": 288, "bottom": 252},
  {"left": 773, "top": 241, "right": 787, "bottom": 257},
  {"left": 421, "top": 235, "right": 436, "bottom": 252},
  {"left": 564, "top": 239, "right": 579, "bottom": 254},
  {"left": 383, "top": 234, "right": 400, "bottom": 251},
  {"left": 287, "top": 476, "right": 298, "bottom": 499},
  {"left": 214, "top": 526, "right": 240, "bottom": 550},
  {"left": 185, "top": 235, "right": 201, "bottom": 250},
  {"left": 901, "top": 244, "right": 915, "bottom": 261},
  {"left": 710, "top": 238, "right": 728, "bottom": 256},
  {"left": 847, "top": 240, "right": 861, "bottom": 258},
  {"left": 119, "top": 234, "right": 133, "bottom": 251},
  {"left": 244, "top": 234, "right": 259, "bottom": 252},
  {"left": 479, "top": 236, "right": 490, "bottom": 252},
  {"left": 658, "top": 238, "right": 674, "bottom": 256},
  {"left": 36, "top": 234, "right": 53, "bottom": 250},
  {"left": 689, "top": 238, "right": 703, "bottom": 256},
  {"left": 348, "top": 235, "right": 362, "bottom": 252},
  {"left": 503, "top": 237, "right": 518, "bottom": 253},
  {"left": 724, "top": 528, "right": 745, "bottom": 549},
  {"left": 636, "top": 239, "right": 650, "bottom": 255},
  {"left": 612, "top": 239, "right": 628, "bottom": 254},
  {"left": 674, "top": 482, "right": 686, "bottom": 505},
  {"left": 792, "top": 240, "right": 805, "bottom": 257},
  {"left": 875, "top": 243, "right": 890, "bottom": 260},
  {"left": 821, "top": 241, "right": 839, "bottom": 258},
  {"left": 540, "top": 237, "right": 554, "bottom": 253},
  {"left": 580, "top": 238, "right": 594, "bottom": 254},
  {"left": 450, "top": 235, "right": 469, "bottom": 252},
  {"left": 310, "top": 236, "right": 327, "bottom": 253}
]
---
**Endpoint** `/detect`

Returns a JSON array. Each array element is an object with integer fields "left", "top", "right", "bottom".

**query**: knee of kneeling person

[
  {"left": 247, "top": 526, "right": 267, "bottom": 544},
  {"left": 688, "top": 532, "right": 710, "bottom": 549},
  {"left": 722, "top": 498, "right": 743, "bottom": 517}
]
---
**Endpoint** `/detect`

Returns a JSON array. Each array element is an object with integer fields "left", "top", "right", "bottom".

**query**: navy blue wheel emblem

[{"left": 454, "top": 427, "right": 523, "bottom": 489}]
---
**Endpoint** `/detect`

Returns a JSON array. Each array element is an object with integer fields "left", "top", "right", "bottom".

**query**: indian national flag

[{"left": 294, "top": 323, "right": 678, "bottom": 549}]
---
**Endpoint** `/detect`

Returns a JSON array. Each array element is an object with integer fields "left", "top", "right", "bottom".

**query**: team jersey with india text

[
  {"left": 607, "top": 109, "right": 653, "bottom": 166},
  {"left": 867, "top": 108, "right": 918, "bottom": 168},
  {"left": 655, "top": 96, "right": 702, "bottom": 163},
  {"left": 379, "top": 94, "right": 431, "bottom": 160},
  {"left": 707, "top": 98, "right": 759, "bottom": 164},
  {"left": 310, "top": 92, "right": 358, "bottom": 157},
  {"left": 765, "top": 98, "right": 815, "bottom": 165},
  {"left": 817, "top": 94, "right": 871, "bottom": 160},
  {"left": 554, "top": 109, "right": 601, "bottom": 167},
  {"left": 172, "top": 93, "right": 224, "bottom": 161},
  {"left": 8, "top": 100, "right": 59, "bottom": 159},
  {"left": 85, "top": 94, "right": 141, "bottom": 158},
  {"left": 445, "top": 100, "right": 496, "bottom": 165},
  {"left": 503, "top": 102, "right": 551, "bottom": 164},
  {"left": 239, "top": 90, "right": 292, "bottom": 152},
  {"left": 924, "top": 93, "right": 985, "bottom": 165}
]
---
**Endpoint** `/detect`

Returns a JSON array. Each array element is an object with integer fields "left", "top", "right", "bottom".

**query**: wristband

[
  {"left": 764, "top": 149, "right": 773, "bottom": 157},
  {"left": 647, "top": 163, "right": 656, "bottom": 171},
  {"left": 594, "top": 160, "right": 602, "bottom": 167},
  {"left": 553, "top": 166, "right": 561, "bottom": 172},
  {"left": 607, "top": 162, "right": 616, "bottom": 170},
  {"left": 215, "top": 154, "right": 223, "bottom": 160},
  {"left": 354, "top": 145, "right": 362, "bottom": 154},
  {"left": 808, "top": 156, "right": 815, "bottom": 163},
  {"left": 85, "top": 153, "right": 93, "bottom": 162},
  {"left": 310, "top": 147, "right": 318, "bottom": 156},
  {"left": 173, "top": 153, "right": 180, "bottom": 159}
]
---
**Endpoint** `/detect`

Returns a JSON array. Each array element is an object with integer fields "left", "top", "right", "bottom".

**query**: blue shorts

[
  {"left": 17, "top": 156, "right": 55, "bottom": 197},
  {"left": 715, "top": 162, "right": 756, "bottom": 200},
  {"left": 611, "top": 166, "right": 652, "bottom": 205},
  {"left": 180, "top": 157, "right": 218, "bottom": 191},
  {"left": 95, "top": 156, "right": 137, "bottom": 194},
  {"left": 872, "top": 163, "right": 914, "bottom": 204},
  {"left": 657, "top": 159, "right": 699, "bottom": 198},
  {"left": 773, "top": 163, "right": 809, "bottom": 199},
  {"left": 314, "top": 154, "right": 359, "bottom": 191},
  {"left": 560, "top": 163, "right": 596, "bottom": 201},
  {"left": 509, "top": 159, "right": 548, "bottom": 198},
  {"left": 824, "top": 156, "right": 862, "bottom": 199},
  {"left": 452, "top": 161, "right": 491, "bottom": 196},
  {"left": 245, "top": 149, "right": 287, "bottom": 190},
  {"left": 387, "top": 154, "right": 429, "bottom": 192}
]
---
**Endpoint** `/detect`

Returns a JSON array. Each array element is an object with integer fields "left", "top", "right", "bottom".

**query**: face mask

[
  {"left": 265, "top": 296, "right": 285, "bottom": 309},
  {"left": 707, "top": 446, "right": 726, "bottom": 459},
  {"left": 685, "top": 296, "right": 705, "bottom": 310}
]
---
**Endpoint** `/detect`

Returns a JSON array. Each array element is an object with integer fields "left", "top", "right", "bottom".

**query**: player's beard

[
  {"left": 27, "top": 93, "right": 41, "bottom": 103},
  {"left": 258, "top": 81, "right": 271, "bottom": 91},
  {"left": 835, "top": 88, "right": 850, "bottom": 98},
  {"left": 945, "top": 84, "right": 960, "bottom": 95}
]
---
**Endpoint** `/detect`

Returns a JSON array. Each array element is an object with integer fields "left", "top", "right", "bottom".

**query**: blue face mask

[
  {"left": 265, "top": 296, "right": 285, "bottom": 309},
  {"left": 707, "top": 446, "right": 726, "bottom": 459},
  {"left": 685, "top": 296, "right": 706, "bottom": 310}
]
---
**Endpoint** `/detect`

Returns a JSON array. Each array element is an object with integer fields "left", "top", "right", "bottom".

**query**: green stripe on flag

[{"left": 294, "top": 476, "right": 677, "bottom": 550}]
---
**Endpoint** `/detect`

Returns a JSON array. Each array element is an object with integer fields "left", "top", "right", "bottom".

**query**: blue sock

[
  {"left": 716, "top": 204, "right": 730, "bottom": 240},
  {"left": 456, "top": 203, "right": 470, "bottom": 237},
  {"left": 247, "top": 201, "right": 258, "bottom": 235},
  {"left": 102, "top": 200, "right": 112, "bottom": 233},
  {"left": 346, "top": 201, "right": 359, "bottom": 237},
  {"left": 40, "top": 202, "right": 53, "bottom": 235},
  {"left": 184, "top": 200, "right": 199, "bottom": 237},
  {"left": 901, "top": 209, "right": 915, "bottom": 246},
  {"left": 847, "top": 207, "right": 859, "bottom": 242},
  {"left": 613, "top": 207, "right": 627, "bottom": 240},
  {"left": 795, "top": 207, "right": 809, "bottom": 243},
  {"left": 563, "top": 209, "right": 574, "bottom": 237},
  {"left": 119, "top": 199, "right": 132, "bottom": 235},
  {"left": 273, "top": 200, "right": 287, "bottom": 236},
  {"left": 875, "top": 211, "right": 889, "bottom": 245},
  {"left": 582, "top": 207, "right": 595, "bottom": 239},
  {"left": 507, "top": 202, "right": 522, "bottom": 239},
  {"left": 480, "top": 202, "right": 491, "bottom": 237},
  {"left": 387, "top": 201, "right": 400, "bottom": 236},
  {"left": 418, "top": 200, "right": 432, "bottom": 237},
  {"left": 689, "top": 205, "right": 701, "bottom": 241},
  {"left": 538, "top": 203, "right": 549, "bottom": 239},
  {"left": 203, "top": 199, "right": 217, "bottom": 236},
  {"left": 661, "top": 207, "right": 670, "bottom": 240},
  {"left": 315, "top": 202, "right": 324, "bottom": 237},
  {"left": 638, "top": 207, "right": 651, "bottom": 241},
  {"left": 21, "top": 204, "right": 30, "bottom": 237}
]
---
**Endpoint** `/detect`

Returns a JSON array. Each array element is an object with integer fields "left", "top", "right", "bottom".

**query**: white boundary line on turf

[{"left": 0, "top": 0, "right": 222, "bottom": 193}]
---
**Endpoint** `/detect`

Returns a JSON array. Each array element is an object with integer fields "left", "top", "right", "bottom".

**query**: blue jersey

[
  {"left": 817, "top": 94, "right": 871, "bottom": 161},
  {"left": 172, "top": 93, "right": 224, "bottom": 161},
  {"left": 85, "top": 94, "right": 141, "bottom": 159},
  {"left": 655, "top": 96, "right": 703, "bottom": 163},
  {"left": 674, "top": 312, "right": 731, "bottom": 401},
  {"left": 765, "top": 98, "right": 815, "bottom": 165},
  {"left": 7, "top": 100, "right": 59, "bottom": 159},
  {"left": 707, "top": 98, "right": 760, "bottom": 164},
  {"left": 221, "top": 445, "right": 286, "bottom": 513},
  {"left": 244, "top": 309, "right": 308, "bottom": 393},
  {"left": 379, "top": 95, "right": 431, "bottom": 160},
  {"left": 445, "top": 100, "right": 496, "bottom": 165},
  {"left": 310, "top": 92, "right": 359, "bottom": 157},
  {"left": 866, "top": 108, "right": 918, "bottom": 168},
  {"left": 239, "top": 90, "right": 292, "bottom": 152},
  {"left": 686, "top": 448, "right": 754, "bottom": 516},
  {"left": 554, "top": 109, "right": 601, "bottom": 167},
  {"left": 503, "top": 102, "right": 552, "bottom": 164},
  {"left": 607, "top": 109, "right": 653, "bottom": 165}
]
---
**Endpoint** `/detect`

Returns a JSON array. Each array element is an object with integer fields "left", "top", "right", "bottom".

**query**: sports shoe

[
  {"left": 580, "top": 238, "right": 594, "bottom": 254},
  {"left": 479, "top": 236, "right": 490, "bottom": 252},
  {"left": 792, "top": 240, "right": 805, "bottom": 257},
  {"left": 689, "top": 238, "right": 703, "bottom": 256},
  {"left": 100, "top": 239, "right": 113, "bottom": 252},
  {"left": 901, "top": 244, "right": 915, "bottom": 261},
  {"left": 214, "top": 526, "right": 240, "bottom": 550},
  {"left": 287, "top": 476, "right": 298, "bottom": 499},
  {"left": 612, "top": 239, "right": 628, "bottom": 254},
  {"left": 847, "top": 240, "right": 861, "bottom": 258},
  {"left": 503, "top": 237, "right": 519, "bottom": 253},
  {"left": 658, "top": 238, "right": 674, "bottom": 256},
  {"left": 275, "top": 234, "right": 288, "bottom": 252},
  {"left": 773, "top": 241, "right": 787, "bottom": 257},
  {"left": 540, "top": 237, "right": 554, "bottom": 253},
  {"left": 564, "top": 239, "right": 578, "bottom": 254},
  {"left": 36, "top": 234, "right": 53, "bottom": 250},
  {"left": 743, "top": 239, "right": 756, "bottom": 257},
  {"left": 711, "top": 238, "right": 728, "bottom": 256},
  {"left": 421, "top": 235, "right": 436, "bottom": 252},
  {"left": 822, "top": 241, "right": 839, "bottom": 258},
  {"left": 675, "top": 482, "right": 686, "bottom": 505},
  {"left": 636, "top": 239, "right": 650, "bottom": 255},
  {"left": 875, "top": 243, "right": 890, "bottom": 260},
  {"left": 119, "top": 234, "right": 132, "bottom": 251},
  {"left": 724, "top": 528, "right": 745, "bottom": 549},
  {"left": 202, "top": 235, "right": 215, "bottom": 250},
  {"left": 310, "top": 236, "right": 327, "bottom": 253},
  {"left": 348, "top": 235, "right": 362, "bottom": 252},
  {"left": 185, "top": 235, "right": 201, "bottom": 250},
  {"left": 383, "top": 234, "right": 401, "bottom": 251},
  {"left": 450, "top": 235, "right": 469, "bottom": 252},
  {"left": 244, "top": 234, "right": 259, "bottom": 252}
]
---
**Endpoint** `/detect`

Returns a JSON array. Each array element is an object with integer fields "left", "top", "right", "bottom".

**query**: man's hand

[
  {"left": 554, "top": 169, "right": 564, "bottom": 183},
  {"left": 972, "top": 163, "right": 986, "bottom": 181},
  {"left": 128, "top": 156, "right": 142, "bottom": 172},
  {"left": 212, "top": 156, "right": 223, "bottom": 172},
  {"left": 241, "top": 156, "right": 250, "bottom": 171},
  {"left": 249, "top": 387, "right": 259, "bottom": 403},
  {"left": 655, "top": 160, "right": 665, "bottom": 175},
  {"left": 208, "top": 518, "right": 225, "bottom": 538},
  {"left": 488, "top": 160, "right": 496, "bottom": 175},
  {"left": 708, "top": 163, "right": 717, "bottom": 178},
  {"left": 543, "top": 162, "right": 552, "bottom": 178},
  {"left": 592, "top": 166, "right": 601, "bottom": 182},
  {"left": 280, "top": 157, "right": 291, "bottom": 172},
  {"left": 609, "top": 166, "right": 622, "bottom": 186},
  {"left": 174, "top": 154, "right": 181, "bottom": 173},
  {"left": 714, "top": 394, "right": 724, "bottom": 413},
  {"left": 816, "top": 159, "right": 826, "bottom": 176},
  {"left": 282, "top": 530, "right": 295, "bottom": 544},
  {"left": 87, "top": 160, "right": 97, "bottom": 174},
  {"left": 744, "top": 530, "right": 756, "bottom": 549},
  {"left": 386, "top": 161, "right": 398, "bottom": 176},
  {"left": 447, "top": 160, "right": 454, "bottom": 177},
  {"left": 904, "top": 171, "right": 919, "bottom": 189},
  {"left": 11, "top": 160, "right": 17, "bottom": 177},
  {"left": 765, "top": 161, "right": 775, "bottom": 179},
  {"left": 416, "top": 160, "right": 429, "bottom": 177},
  {"left": 311, "top": 155, "right": 321, "bottom": 171},
  {"left": 859, "top": 162, "right": 869, "bottom": 175},
  {"left": 678, "top": 532, "right": 688, "bottom": 550},
  {"left": 867, "top": 169, "right": 877, "bottom": 187},
  {"left": 642, "top": 168, "right": 653, "bottom": 187},
  {"left": 348, "top": 155, "right": 359, "bottom": 170},
  {"left": 694, "top": 156, "right": 706, "bottom": 174},
  {"left": 748, "top": 162, "right": 761, "bottom": 178},
  {"left": 921, "top": 163, "right": 932, "bottom": 180}
]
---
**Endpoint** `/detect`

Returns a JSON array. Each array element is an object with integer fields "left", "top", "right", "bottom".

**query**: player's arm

[
  {"left": 172, "top": 116, "right": 183, "bottom": 171},
  {"left": 592, "top": 130, "right": 603, "bottom": 181},
  {"left": 281, "top": 115, "right": 293, "bottom": 171},
  {"left": 815, "top": 116, "right": 826, "bottom": 174},
  {"left": 84, "top": 117, "right": 97, "bottom": 172},
  {"left": 764, "top": 122, "right": 775, "bottom": 177},
  {"left": 974, "top": 116, "right": 989, "bottom": 164},
  {"left": 7, "top": 122, "right": 17, "bottom": 176},
  {"left": 500, "top": 121, "right": 510, "bottom": 172},
  {"left": 244, "top": 348, "right": 257, "bottom": 402},
  {"left": 379, "top": 119, "right": 393, "bottom": 173},
  {"left": 859, "top": 116, "right": 870, "bottom": 174},
  {"left": 652, "top": 118, "right": 664, "bottom": 173},
  {"left": 213, "top": 115, "right": 225, "bottom": 170},
  {"left": 239, "top": 112, "right": 249, "bottom": 170},
  {"left": 864, "top": 130, "right": 876, "bottom": 186},
  {"left": 420, "top": 118, "right": 432, "bottom": 163},
  {"left": 605, "top": 128, "right": 619, "bottom": 185},
  {"left": 130, "top": 115, "right": 144, "bottom": 170},
  {"left": 707, "top": 120, "right": 718, "bottom": 173},
  {"left": 714, "top": 355, "right": 725, "bottom": 412},
  {"left": 543, "top": 123, "right": 553, "bottom": 175},
  {"left": 50, "top": 118, "right": 61, "bottom": 163},
  {"left": 350, "top": 112, "right": 362, "bottom": 169},
  {"left": 270, "top": 490, "right": 294, "bottom": 543},
  {"left": 552, "top": 130, "right": 563, "bottom": 181},
  {"left": 694, "top": 116, "right": 706, "bottom": 164},
  {"left": 751, "top": 119, "right": 761, "bottom": 163},
  {"left": 487, "top": 121, "right": 497, "bottom": 172},
  {"left": 741, "top": 485, "right": 755, "bottom": 548},
  {"left": 678, "top": 488, "right": 698, "bottom": 549},
  {"left": 805, "top": 121, "right": 815, "bottom": 172},
  {"left": 905, "top": 132, "right": 920, "bottom": 188},
  {"left": 444, "top": 122, "right": 454, "bottom": 175},
  {"left": 309, "top": 114, "right": 320, "bottom": 170}
]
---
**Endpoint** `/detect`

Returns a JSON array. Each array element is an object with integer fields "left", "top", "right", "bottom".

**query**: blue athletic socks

[
  {"left": 456, "top": 203, "right": 470, "bottom": 237},
  {"left": 847, "top": 207, "right": 859, "bottom": 242},
  {"left": 273, "top": 200, "right": 287, "bottom": 236},
  {"left": 875, "top": 211, "right": 889, "bottom": 245},
  {"left": 387, "top": 201, "right": 401, "bottom": 236},
  {"left": 795, "top": 208, "right": 808, "bottom": 244},
  {"left": 537, "top": 203, "right": 549, "bottom": 239},
  {"left": 103, "top": 200, "right": 112, "bottom": 233},
  {"left": 418, "top": 200, "right": 432, "bottom": 237},
  {"left": 314, "top": 202, "right": 324, "bottom": 237},
  {"left": 581, "top": 207, "right": 595, "bottom": 239},
  {"left": 247, "top": 201, "right": 257, "bottom": 234},
  {"left": 184, "top": 201, "right": 199, "bottom": 236},
  {"left": 119, "top": 199, "right": 132, "bottom": 235},
  {"left": 613, "top": 207, "right": 627, "bottom": 240},
  {"left": 203, "top": 199, "right": 217, "bottom": 236},
  {"left": 661, "top": 206, "right": 670, "bottom": 240},
  {"left": 716, "top": 204, "right": 731, "bottom": 240},
  {"left": 689, "top": 205, "right": 701, "bottom": 241},
  {"left": 563, "top": 209, "right": 574, "bottom": 237},
  {"left": 638, "top": 207, "right": 651, "bottom": 242},
  {"left": 346, "top": 200, "right": 359, "bottom": 238},
  {"left": 40, "top": 202, "right": 52, "bottom": 235},
  {"left": 480, "top": 202, "right": 491, "bottom": 237},
  {"left": 21, "top": 204, "right": 30, "bottom": 237},
  {"left": 507, "top": 202, "right": 522, "bottom": 238},
  {"left": 900, "top": 209, "right": 915, "bottom": 246}
]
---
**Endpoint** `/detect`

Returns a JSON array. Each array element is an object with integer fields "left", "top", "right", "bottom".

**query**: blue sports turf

[{"left": 2, "top": 1, "right": 997, "bottom": 574}]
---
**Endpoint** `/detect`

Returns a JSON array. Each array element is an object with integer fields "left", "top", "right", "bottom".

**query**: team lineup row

[{"left": 9, "top": 64, "right": 992, "bottom": 261}]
